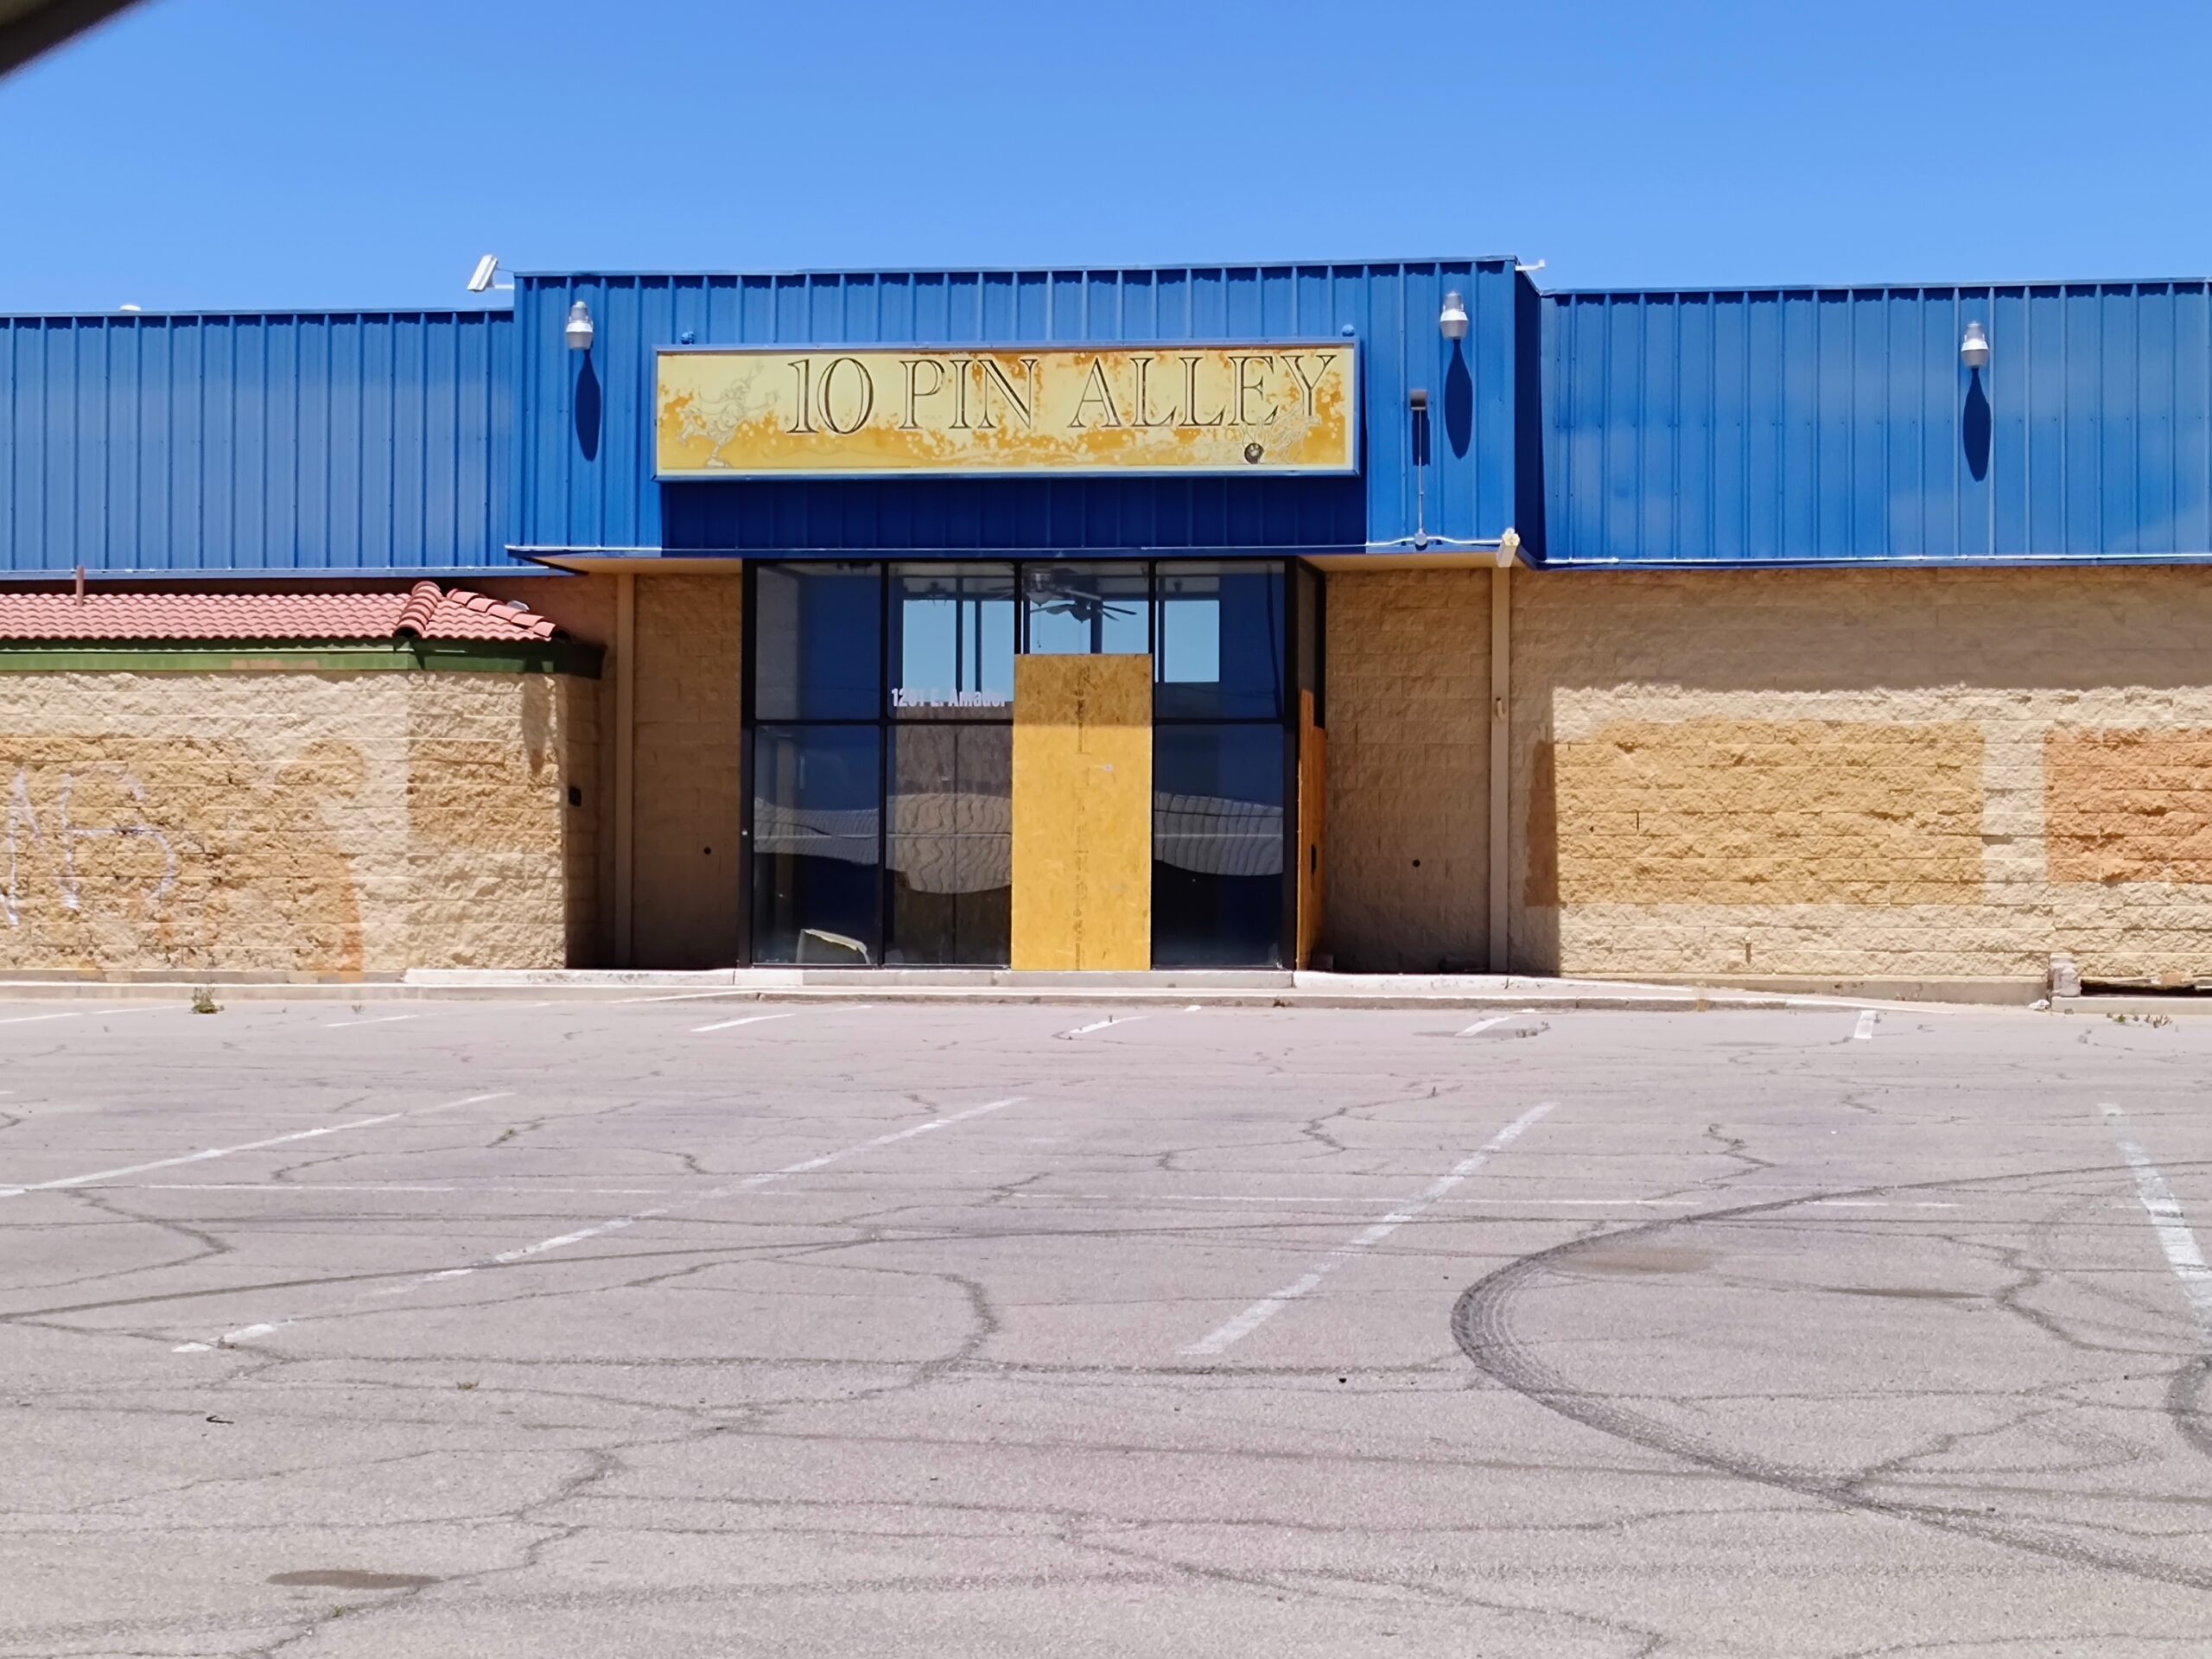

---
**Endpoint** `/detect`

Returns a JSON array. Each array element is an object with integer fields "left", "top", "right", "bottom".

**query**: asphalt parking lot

[{"left": 5, "top": 994, "right": 2212, "bottom": 1656}]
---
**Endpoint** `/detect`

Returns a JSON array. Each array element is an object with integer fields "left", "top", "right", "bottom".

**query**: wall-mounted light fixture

[
  {"left": 1961, "top": 321, "right": 1990, "bottom": 372},
  {"left": 1439, "top": 290, "right": 1469, "bottom": 342},
  {"left": 565, "top": 300, "right": 594, "bottom": 353},
  {"left": 1408, "top": 387, "right": 1432, "bottom": 548}
]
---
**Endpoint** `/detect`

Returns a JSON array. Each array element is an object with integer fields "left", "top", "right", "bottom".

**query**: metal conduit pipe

[{"left": 1488, "top": 528, "right": 1520, "bottom": 973}]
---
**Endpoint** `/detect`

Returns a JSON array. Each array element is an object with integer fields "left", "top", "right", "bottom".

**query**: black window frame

[{"left": 741, "top": 556, "right": 1317, "bottom": 970}]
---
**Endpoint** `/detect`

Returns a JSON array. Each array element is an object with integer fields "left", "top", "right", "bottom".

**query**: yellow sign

[{"left": 654, "top": 343, "right": 1357, "bottom": 478}]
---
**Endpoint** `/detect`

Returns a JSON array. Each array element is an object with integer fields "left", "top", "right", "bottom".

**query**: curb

[{"left": 0, "top": 978, "right": 2033, "bottom": 1017}]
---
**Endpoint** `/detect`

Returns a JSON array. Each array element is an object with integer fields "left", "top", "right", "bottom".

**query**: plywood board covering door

[{"left": 1011, "top": 654, "right": 1152, "bottom": 970}]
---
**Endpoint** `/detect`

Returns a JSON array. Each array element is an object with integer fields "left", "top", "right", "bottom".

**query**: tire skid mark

[
  {"left": 2164, "top": 1357, "right": 2212, "bottom": 1462},
  {"left": 1450, "top": 1180, "right": 2212, "bottom": 1594}
]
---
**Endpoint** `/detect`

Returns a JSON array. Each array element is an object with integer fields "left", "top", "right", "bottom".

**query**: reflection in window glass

[
  {"left": 752, "top": 564, "right": 882, "bottom": 721},
  {"left": 1023, "top": 565, "right": 1148, "bottom": 656},
  {"left": 747, "top": 558, "right": 1305, "bottom": 972},
  {"left": 1158, "top": 593, "right": 1220, "bottom": 683},
  {"left": 888, "top": 725, "right": 1011, "bottom": 965},
  {"left": 1154, "top": 563, "right": 1285, "bottom": 721},
  {"left": 1152, "top": 723, "right": 1287, "bottom": 968},
  {"left": 751, "top": 725, "right": 881, "bottom": 964},
  {"left": 1296, "top": 562, "right": 1321, "bottom": 723},
  {"left": 893, "top": 564, "right": 1014, "bottom": 715}
]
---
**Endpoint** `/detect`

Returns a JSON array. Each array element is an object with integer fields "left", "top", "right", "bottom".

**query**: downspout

[
  {"left": 1488, "top": 528, "right": 1519, "bottom": 975},
  {"left": 613, "top": 571, "right": 637, "bottom": 968}
]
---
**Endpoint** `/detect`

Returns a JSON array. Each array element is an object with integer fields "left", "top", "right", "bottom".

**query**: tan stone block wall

[
  {"left": 1527, "top": 718, "right": 1986, "bottom": 907},
  {"left": 1321, "top": 569, "right": 1490, "bottom": 970},
  {"left": 475, "top": 569, "right": 743, "bottom": 970},
  {"left": 632, "top": 574, "right": 744, "bottom": 968},
  {"left": 2044, "top": 728, "right": 2212, "bottom": 886},
  {"left": 477, "top": 575, "right": 619, "bottom": 966},
  {"left": 1511, "top": 566, "right": 2212, "bottom": 983},
  {"left": 0, "top": 668, "right": 595, "bottom": 977},
  {"left": 404, "top": 672, "right": 586, "bottom": 970}
]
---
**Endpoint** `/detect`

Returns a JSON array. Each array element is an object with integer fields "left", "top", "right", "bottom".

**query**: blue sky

[{"left": 1, "top": 0, "right": 2205, "bottom": 312}]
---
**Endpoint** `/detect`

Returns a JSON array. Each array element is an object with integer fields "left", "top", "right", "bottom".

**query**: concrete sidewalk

[{"left": 0, "top": 965, "right": 2057, "bottom": 1016}]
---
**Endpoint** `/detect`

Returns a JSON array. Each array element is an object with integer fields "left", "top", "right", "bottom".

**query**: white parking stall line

[
  {"left": 692, "top": 1013, "right": 796, "bottom": 1034},
  {"left": 0, "top": 1005, "right": 170, "bottom": 1028},
  {"left": 318, "top": 1003, "right": 553, "bottom": 1032},
  {"left": 1852, "top": 1009, "right": 1878, "bottom": 1041},
  {"left": 213, "top": 1322, "right": 288, "bottom": 1345},
  {"left": 477, "top": 1095, "right": 1023, "bottom": 1267},
  {"left": 1041, "top": 1192, "right": 1956, "bottom": 1210},
  {"left": 0, "top": 1091, "right": 512, "bottom": 1201},
  {"left": 2103, "top": 1104, "right": 2212, "bottom": 1336},
  {"left": 613, "top": 989, "right": 757, "bottom": 1005},
  {"left": 175, "top": 1095, "right": 1027, "bottom": 1353},
  {"left": 73, "top": 1184, "right": 1959, "bottom": 1211},
  {"left": 1180, "top": 1102, "right": 1556, "bottom": 1358},
  {"left": 1457, "top": 1009, "right": 1538, "bottom": 1038},
  {"left": 1059, "top": 1015, "right": 1145, "bottom": 1039},
  {"left": 137, "top": 1183, "right": 672, "bottom": 1195}
]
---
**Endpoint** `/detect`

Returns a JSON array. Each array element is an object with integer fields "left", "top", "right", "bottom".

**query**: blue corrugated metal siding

[
  {"left": 1541, "top": 283, "right": 2212, "bottom": 564},
  {"left": 11, "top": 266, "right": 2208, "bottom": 575},
  {"left": 514, "top": 263, "right": 1525, "bottom": 558},
  {"left": 0, "top": 311, "right": 513, "bottom": 574}
]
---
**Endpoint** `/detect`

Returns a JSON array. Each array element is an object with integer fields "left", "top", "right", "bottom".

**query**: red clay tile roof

[{"left": 0, "top": 582, "right": 559, "bottom": 644}]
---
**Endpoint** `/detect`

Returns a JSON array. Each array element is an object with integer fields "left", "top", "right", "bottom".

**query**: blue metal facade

[
  {"left": 3, "top": 263, "right": 2212, "bottom": 575},
  {"left": 512, "top": 261, "right": 1529, "bottom": 560},
  {"left": 0, "top": 310, "right": 513, "bottom": 575},
  {"left": 1542, "top": 282, "right": 2212, "bottom": 565}
]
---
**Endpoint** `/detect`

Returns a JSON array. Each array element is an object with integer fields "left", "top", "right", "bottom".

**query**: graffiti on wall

[
  {"left": 3, "top": 765, "right": 178, "bottom": 927},
  {"left": 0, "top": 738, "right": 368, "bottom": 975}
]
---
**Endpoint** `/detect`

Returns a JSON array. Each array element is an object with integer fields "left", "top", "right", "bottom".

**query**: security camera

[{"left": 467, "top": 255, "right": 500, "bottom": 295}]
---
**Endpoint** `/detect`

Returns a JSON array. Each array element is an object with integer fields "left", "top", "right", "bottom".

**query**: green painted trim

[
  {"left": 0, "top": 639, "right": 604, "bottom": 677},
  {"left": 410, "top": 641, "right": 604, "bottom": 677},
  {"left": 0, "top": 646, "right": 417, "bottom": 672}
]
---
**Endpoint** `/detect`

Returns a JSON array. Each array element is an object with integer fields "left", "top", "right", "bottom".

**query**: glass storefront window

[
  {"left": 750, "top": 724, "right": 882, "bottom": 964},
  {"left": 1158, "top": 584, "right": 1220, "bottom": 683},
  {"left": 1023, "top": 564, "right": 1148, "bottom": 656},
  {"left": 1296, "top": 561, "right": 1321, "bottom": 724},
  {"left": 752, "top": 563, "right": 881, "bottom": 721},
  {"left": 1152, "top": 723, "right": 1287, "bottom": 968},
  {"left": 893, "top": 563, "right": 1014, "bottom": 717},
  {"left": 748, "top": 557, "right": 1306, "bottom": 972},
  {"left": 888, "top": 724, "right": 1012, "bottom": 965},
  {"left": 1154, "top": 563, "right": 1286, "bottom": 721}
]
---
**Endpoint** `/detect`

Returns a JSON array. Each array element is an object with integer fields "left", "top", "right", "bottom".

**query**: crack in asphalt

[
  {"left": 1452, "top": 1158, "right": 2212, "bottom": 1597},
  {"left": 14, "top": 1008, "right": 2212, "bottom": 1654}
]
